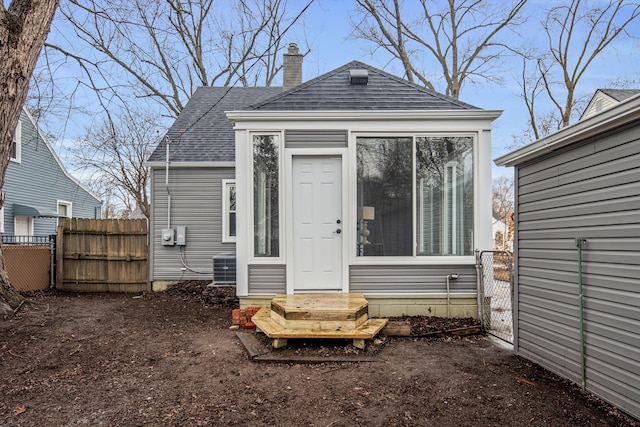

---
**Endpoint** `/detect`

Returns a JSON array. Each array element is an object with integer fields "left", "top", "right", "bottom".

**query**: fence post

[{"left": 55, "top": 219, "right": 66, "bottom": 289}]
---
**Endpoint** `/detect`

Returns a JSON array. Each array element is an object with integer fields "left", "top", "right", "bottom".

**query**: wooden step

[{"left": 251, "top": 293, "right": 388, "bottom": 349}]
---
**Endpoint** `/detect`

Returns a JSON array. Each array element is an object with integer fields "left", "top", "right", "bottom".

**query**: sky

[{"left": 38, "top": 0, "right": 640, "bottom": 182}]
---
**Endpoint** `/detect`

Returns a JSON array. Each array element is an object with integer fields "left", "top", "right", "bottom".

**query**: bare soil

[{"left": 1, "top": 281, "right": 637, "bottom": 427}]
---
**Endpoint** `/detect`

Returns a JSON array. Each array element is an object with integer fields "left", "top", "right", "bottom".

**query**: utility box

[
  {"left": 176, "top": 226, "right": 186, "bottom": 246},
  {"left": 161, "top": 228, "right": 174, "bottom": 246}
]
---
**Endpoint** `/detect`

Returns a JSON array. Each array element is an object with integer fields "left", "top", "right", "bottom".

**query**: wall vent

[{"left": 213, "top": 253, "right": 236, "bottom": 285}]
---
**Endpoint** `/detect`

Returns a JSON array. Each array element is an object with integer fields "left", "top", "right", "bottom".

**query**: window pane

[
  {"left": 356, "top": 137, "right": 412, "bottom": 256},
  {"left": 416, "top": 136, "right": 473, "bottom": 255},
  {"left": 253, "top": 135, "right": 279, "bottom": 257},
  {"left": 227, "top": 183, "right": 237, "bottom": 238}
]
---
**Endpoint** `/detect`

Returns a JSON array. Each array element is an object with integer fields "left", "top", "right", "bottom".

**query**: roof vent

[{"left": 349, "top": 69, "right": 368, "bottom": 85}]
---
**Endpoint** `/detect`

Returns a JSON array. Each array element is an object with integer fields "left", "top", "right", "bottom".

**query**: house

[
  {"left": 581, "top": 88, "right": 640, "bottom": 120},
  {"left": 2, "top": 107, "right": 102, "bottom": 242},
  {"left": 495, "top": 92, "right": 640, "bottom": 419},
  {"left": 492, "top": 215, "right": 512, "bottom": 251},
  {"left": 147, "top": 44, "right": 501, "bottom": 318}
]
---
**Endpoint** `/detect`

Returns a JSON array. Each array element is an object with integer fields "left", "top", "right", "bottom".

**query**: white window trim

[
  {"left": 11, "top": 120, "right": 21, "bottom": 163},
  {"left": 0, "top": 206, "right": 4, "bottom": 233},
  {"left": 222, "top": 179, "right": 236, "bottom": 243},
  {"left": 248, "top": 132, "right": 284, "bottom": 263},
  {"left": 57, "top": 200, "right": 73, "bottom": 218},
  {"left": 350, "top": 132, "right": 479, "bottom": 263}
]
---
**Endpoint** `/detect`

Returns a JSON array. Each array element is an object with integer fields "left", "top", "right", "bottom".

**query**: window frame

[
  {"left": 11, "top": 120, "right": 21, "bottom": 163},
  {"left": 352, "top": 132, "right": 477, "bottom": 262},
  {"left": 57, "top": 200, "right": 73, "bottom": 226},
  {"left": 222, "top": 179, "right": 237, "bottom": 243},
  {"left": 250, "top": 133, "right": 282, "bottom": 260}
]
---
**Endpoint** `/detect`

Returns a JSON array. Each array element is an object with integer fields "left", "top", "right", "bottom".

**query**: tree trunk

[{"left": 0, "top": 0, "right": 60, "bottom": 310}]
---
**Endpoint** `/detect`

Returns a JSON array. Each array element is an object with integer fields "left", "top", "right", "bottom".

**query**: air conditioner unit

[{"left": 212, "top": 253, "right": 236, "bottom": 285}]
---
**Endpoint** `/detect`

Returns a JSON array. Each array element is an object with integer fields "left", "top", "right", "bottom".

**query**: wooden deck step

[{"left": 252, "top": 293, "right": 388, "bottom": 349}]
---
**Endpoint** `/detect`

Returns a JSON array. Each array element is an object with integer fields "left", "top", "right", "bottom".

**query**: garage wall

[{"left": 514, "top": 124, "right": 640, "bottom": 419}]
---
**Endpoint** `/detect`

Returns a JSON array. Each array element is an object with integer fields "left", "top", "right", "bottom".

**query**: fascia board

[
  {"left": 225, "top": 109, "right": 503, "bottom": 123},
  {"left": 146, "top": 161, "right": 235, "bottom": 168},
  {"left": 495, "top": 94, "right": 640, "bottom": 167}
]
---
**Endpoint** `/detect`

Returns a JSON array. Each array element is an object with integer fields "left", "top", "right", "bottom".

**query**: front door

[{"left": 292, "top": 156, "right": 342, "bottom": 291}]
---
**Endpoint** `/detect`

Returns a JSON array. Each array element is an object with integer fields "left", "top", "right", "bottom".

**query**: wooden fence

[{"left": 56, "top": 218, "right": 149, "bottom": 292}]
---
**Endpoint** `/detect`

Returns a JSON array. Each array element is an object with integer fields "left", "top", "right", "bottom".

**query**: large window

[
  {"left": 222, "top": 180, "right": 236, "bottom": 242},
  {"left": 253, "top": 135, "right": 279, "bottom": 257},
  {"left": 356, "top": 135, "right": 474, "bottom": 257}
]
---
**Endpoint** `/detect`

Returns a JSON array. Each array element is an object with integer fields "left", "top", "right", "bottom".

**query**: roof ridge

[{"left": 250, "top": 60, "right": 478, "bottom": 110}]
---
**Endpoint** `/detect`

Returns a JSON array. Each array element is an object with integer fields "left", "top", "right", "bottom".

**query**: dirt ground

[{"left": 1, "top": 282, "right": 638, "bottom": 427}]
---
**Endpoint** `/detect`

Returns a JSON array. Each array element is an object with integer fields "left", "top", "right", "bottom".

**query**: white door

[
  {"left": 14, "top": 215, "right": 34, "bottom": 242},
  {"left": 292, "top": 156, "right": 342, "bottom": 291}
]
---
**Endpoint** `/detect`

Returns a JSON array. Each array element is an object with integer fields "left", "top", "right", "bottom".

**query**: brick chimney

[{"left": 282, "top": 43, "right": 303, "bottom": 91}]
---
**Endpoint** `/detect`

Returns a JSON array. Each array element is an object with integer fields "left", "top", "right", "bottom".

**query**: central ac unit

[{"left": 212, "top": 253, "right": 236, "bottom": 285}]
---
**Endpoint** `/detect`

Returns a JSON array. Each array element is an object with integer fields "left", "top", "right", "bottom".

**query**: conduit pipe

[
  {"left": 446, "top": 273, "right": 458, "bottom": 318},
  {"left": 575, "top": 237, "right": 587, "bottom": 391},
  {"left": 165, "top": 135, "right": 171, "bottom": 228}
]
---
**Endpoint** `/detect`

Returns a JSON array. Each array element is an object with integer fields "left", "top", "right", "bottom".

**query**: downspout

[
  {"left": 574, "top": 237, "right": 587, "bottom": 391},
  {"left": 165, "top": 135, "right": 171, "bottom": 229}
]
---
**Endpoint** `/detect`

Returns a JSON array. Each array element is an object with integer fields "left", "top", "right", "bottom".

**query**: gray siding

[
  {"left": 285, "top": 130, "right": 348, "bottom": 148},
  {"left": 248, "top": 265, "right": 286, "bottom": 294},
  {"left": 350, "top": 264, "right": 476, "bottom": 293},
  {"left": 3, "top": 110, "right": 101, "bottom": 236},
  {"left": 515, "top": 125, "right": 640, "bottom": 419},
  {"left": 150, "top": 166, "right": 235, "bottom": 281}
]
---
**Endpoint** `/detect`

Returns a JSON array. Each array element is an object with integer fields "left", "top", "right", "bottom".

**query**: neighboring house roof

[
  {"left": 581, "top": 88, "right": 640, "bottom": 120},
  {"left": 147, "top": 87, "right": 281, "bottom": 163},
  {"left": 250, "top": 61, "right": 477, "bottom": 111},
  {"left": 598, "top": 88, "right": 640, "bottom": 102},
  {"left": 21, "top": 107, "right": 102, "bottom": 203},
  {"left": 148, "top": 61, "right": 481, "bottom": 164},
  {"left": 496, "top": 90, "right": 640, "bottom": 167}
]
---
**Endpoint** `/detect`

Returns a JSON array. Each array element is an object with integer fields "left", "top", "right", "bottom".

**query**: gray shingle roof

[
  {"left": 250, "top": 61, "right": 478, "bottom": 111},
  {"left": 599, "top": 88, "right": 640, "bottom": 102},
  {"left": 148, "top": 86, "right": 281, "bottom": 162},
  {"left": 148, "top": 61, "right": 481, "bottom": 163}
]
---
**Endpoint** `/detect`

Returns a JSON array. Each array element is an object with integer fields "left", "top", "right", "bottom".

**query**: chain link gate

[{"left": 477, "top": 250, "right": 514, "bottom": 343}]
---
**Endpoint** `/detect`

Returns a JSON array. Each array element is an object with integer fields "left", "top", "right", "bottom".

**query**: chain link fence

[
  {"left": 478, "top": 250, "right": 513, "bottom": 343},
  {"left": 3, "top": 235, "right": 55, "bottom": 291}
]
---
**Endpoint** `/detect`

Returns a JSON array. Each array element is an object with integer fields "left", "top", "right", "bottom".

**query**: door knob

[{"left": 336, "top": 229, "right": 342, "bottom": 234}]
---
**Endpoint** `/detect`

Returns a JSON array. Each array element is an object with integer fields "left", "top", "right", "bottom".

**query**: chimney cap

[
  {"left": 287, "top": 43, "right": 299, "bottom": 55},
  {"left": 349, "top": 69, "right": 368, "bottom": 85}
]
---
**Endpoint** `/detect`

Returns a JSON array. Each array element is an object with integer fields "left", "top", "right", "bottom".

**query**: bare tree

[
  {"left": 518, "top": 0, "right": 640, "bottom": 143},
  {"left": 352, "top": 0, "right": 528, "bottom": 99},
  {"left": 71, "top": 107, "right": 160, "bottom": 220},
  {"left": 492, "top": 176, "right": 514, "bottom": 251},
  {"left": 45, "top": 0, "right": 313, "bottom": 118},
  {"left": 0, "top": 0, "right": 60, "bottom": 312}
]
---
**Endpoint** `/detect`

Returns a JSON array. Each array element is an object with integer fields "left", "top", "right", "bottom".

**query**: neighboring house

[
  {"left": 581, "top": 88, "right": 640, "bottom": 120},
  {"left": 2, "top": 107, "right": 102, "bottom": 242},
  {"left": 147, "top": 44, "right": 501, "bottom": 318},
  {"left": 495, "top": 92, "right": 640, "bottom": 419},
  {"left": 492, "top": 215, "right": 512, "bottom": 251}
]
